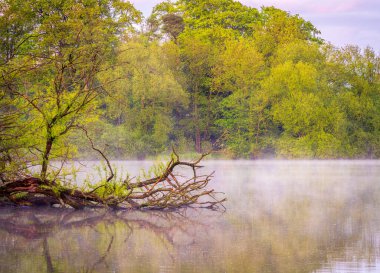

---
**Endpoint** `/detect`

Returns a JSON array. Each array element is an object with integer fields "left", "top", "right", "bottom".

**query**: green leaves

[
  {"left": 96, "top": 37, "right": 188, "bottom": 157},
  {"left": 0, "top": 0, "right": 141, "bottom": 178},
  {"left": 212, "top": 38, "right": 264, "bottom": 95},
  {"left": 1, "top": 0, "right": 379, "bottom": 167}
]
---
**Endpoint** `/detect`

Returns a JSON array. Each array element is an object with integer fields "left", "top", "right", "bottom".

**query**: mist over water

[{"left": 0, "top": 160, "right": 379, "bottom": 273}]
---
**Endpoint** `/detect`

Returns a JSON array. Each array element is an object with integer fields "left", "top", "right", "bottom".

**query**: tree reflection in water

[
  {"left": 0, "top": 161, "right": 380, "bottom": 273},
  {"left": 0, "top": 208, "right": 213, "bottom": 273}
]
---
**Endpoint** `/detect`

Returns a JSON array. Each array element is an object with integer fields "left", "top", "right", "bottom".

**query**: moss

[{"left": 11, "top": 192, "right": 28, "bottom": 200}]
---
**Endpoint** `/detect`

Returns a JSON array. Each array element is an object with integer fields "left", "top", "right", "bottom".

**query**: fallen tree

[
  {"left": 0, "top": 1, "right": 225, "bottom": 211},
  {"left": 0, "top": 151, "right": 226, "bottom": 210}
]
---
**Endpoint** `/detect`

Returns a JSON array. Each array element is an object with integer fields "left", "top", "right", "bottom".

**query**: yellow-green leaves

[
  {"left": 1, "top": 0, "right": 141, "bottom": 178},
  {"left": 212, "top": 38, "right": 264, "bottom": 95},
  {"left": 96, "top": 37, "right": 188, "bottom": 156}
]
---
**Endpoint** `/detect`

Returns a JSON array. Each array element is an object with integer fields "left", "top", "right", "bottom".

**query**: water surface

[{"left": 0, "top": 160, "right": 379, "bottom": 273}]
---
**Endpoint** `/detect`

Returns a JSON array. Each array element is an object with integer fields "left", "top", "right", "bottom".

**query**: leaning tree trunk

[{"left": 41, "top": 134, "right": 54, "bottom": 181}]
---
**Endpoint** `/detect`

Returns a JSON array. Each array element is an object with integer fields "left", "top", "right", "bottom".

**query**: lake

[{"left": 0, "top": 160, "right": 379, "bottom": 273}]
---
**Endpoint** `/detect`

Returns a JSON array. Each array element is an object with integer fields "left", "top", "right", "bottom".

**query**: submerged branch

[{"left": 0, "top": 152, "right": 225, "bottom": 210}]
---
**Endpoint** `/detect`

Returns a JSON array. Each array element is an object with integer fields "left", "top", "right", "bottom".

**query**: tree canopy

[{"left": 1, "top": 0, "right": 379, "bottom": 177}]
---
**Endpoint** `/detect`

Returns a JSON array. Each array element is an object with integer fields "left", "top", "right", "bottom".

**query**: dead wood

[{"left": 0, "top": 152, "right": 226, "bottom": 210}]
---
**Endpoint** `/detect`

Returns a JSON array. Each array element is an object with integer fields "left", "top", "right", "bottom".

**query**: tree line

[{"left": 1, "top": 0, "right": 379, "bottom": 180}]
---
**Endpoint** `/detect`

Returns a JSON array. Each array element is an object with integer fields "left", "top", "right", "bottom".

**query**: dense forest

[{"left": 1, "top": 0, "right": 380, "bottom": 178}]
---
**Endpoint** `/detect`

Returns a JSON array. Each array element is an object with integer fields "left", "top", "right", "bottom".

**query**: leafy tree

[
  {"left": 0, "top": 1, "right": 34, "bottom": 64},
  {"left": 98, "top": 37, "right": 188, "bottom": 158},
  {"left": 258, "top": 60, "right": 347, "bottom": 158},
  {"left": 253, "top": 7, "right": 321, "bottom": 60},
  {"left": 325, "top": 45, "right": 380, "bottom": 157},
  {"left": 147, "top": 1, "right": 184, "bottom": 42},
  {"left": 1, "top": 0, "right": 141, "bottom": 179},
  {"left": 180, "top": 0, "right": 260, "bottom": 35},
  {"left": 170, "top": 1, "right": 323, "bottom": 156},
  {"left": 2, "top": 0, "right": 379, "bottom": 167},
  {"left": 212, "top": 38, "right": 264, "bottom": 157},
  {"left": 0, "top": 0, "right": 42, "bottom": 179},
  {"left": 177, "top": 29, "right": 219, "bottom": 152}
]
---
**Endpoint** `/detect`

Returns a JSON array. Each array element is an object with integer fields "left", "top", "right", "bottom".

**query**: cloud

[
  {"left": 241, "top": 0, "right": 364, "bottom": 14},
  {"left": 242, "top": 0, "right": 380, "bottom": 50}
]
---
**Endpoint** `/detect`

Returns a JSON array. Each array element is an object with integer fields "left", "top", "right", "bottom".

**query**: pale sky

[{"left": 130, "top": 0, "right": 380, "bottom": 52}]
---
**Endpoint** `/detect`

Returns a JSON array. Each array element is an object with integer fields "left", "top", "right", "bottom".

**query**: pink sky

[{"left": 130, "top": 0, "right": 380, "bottom": 51}]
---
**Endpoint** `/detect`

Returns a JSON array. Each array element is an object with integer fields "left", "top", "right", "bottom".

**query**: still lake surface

[{"left": 0, "top": 160, "right": 380, "bottom": 273}]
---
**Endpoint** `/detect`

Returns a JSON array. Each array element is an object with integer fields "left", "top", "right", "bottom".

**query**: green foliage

[
  {"left": 212, "top": 38, "right": 264, "bottom": 94},
  {"left": 253, "top": 7, "right": 322, "bottom": 59},
  {"left": 11, "top": 192, "right": 28, "bottom": 200},
  {"left": 325, "top": 45, "right": 380, "bottom": 157},
  {"left": 87, "top": 180, "right": 130, "bottom": 199},
  {"left": 1, "top": 0, "right": 141, "bottom": 178},
  {"left": 1, "top": 0, "right": 379, "bottom": 172},
  {"left": 81, "top": 162, "right": 131, "bottom": 198},
  {"left": 180, "top": 0, "right": 260, "bottom": 35},
  {"left": 97, "top": 36, "right": 188, "bottom": 157}
]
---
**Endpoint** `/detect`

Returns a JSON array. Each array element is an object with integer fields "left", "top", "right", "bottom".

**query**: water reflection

[
  {"left": 0, "top": 208, "right": 216, "bottom": 273},
  {"left": 0, "top": 160, "right": 379, "bottom": 273}
]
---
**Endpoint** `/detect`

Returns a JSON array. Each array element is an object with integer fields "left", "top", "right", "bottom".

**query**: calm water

[{"left": 0, "top": 160, "right": 380, "bottom": 273}]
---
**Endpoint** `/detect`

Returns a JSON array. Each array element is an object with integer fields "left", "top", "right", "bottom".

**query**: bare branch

[{"left": 77, "top": 126, "right": 114, "bottom": 183}]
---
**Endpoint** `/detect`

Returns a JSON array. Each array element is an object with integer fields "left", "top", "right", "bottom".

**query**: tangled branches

[{"left": 0, "top": 152, "right": 226, "bottom": 210}]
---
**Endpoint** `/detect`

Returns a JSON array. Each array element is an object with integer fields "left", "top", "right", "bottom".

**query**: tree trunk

[
  {"left": 194, "top": 85, "right": 202, "bottom": 153},
  {"left": 41, "top": 132, "right": 53, "bottom": 180},
  {"left": 195, "top": 125, "right": 201, "bottom": 153}
]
